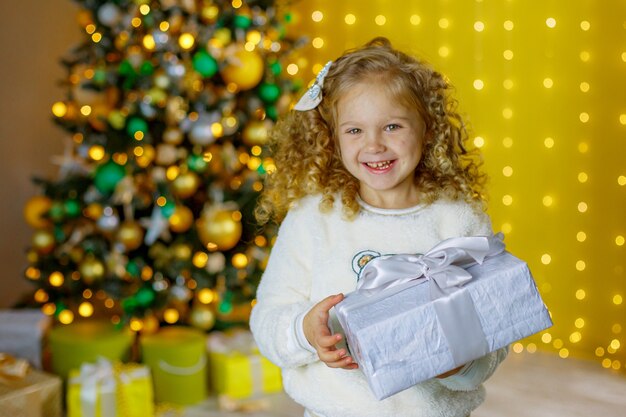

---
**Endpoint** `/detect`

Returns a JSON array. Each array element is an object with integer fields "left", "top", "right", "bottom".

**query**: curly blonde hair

[{"left": 256, "top": 37, "right": 487, "bottom": 224}]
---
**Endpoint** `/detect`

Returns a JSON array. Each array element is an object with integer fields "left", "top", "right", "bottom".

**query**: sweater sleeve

[
  {"left": 437, "top": 347, "right": 509, "bottom": 391},
  {"left": 249, "top": 202, "right": 319, "bottom": 369}
]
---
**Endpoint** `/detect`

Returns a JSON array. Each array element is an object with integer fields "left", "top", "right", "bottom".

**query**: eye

[
  {"left": 345, "top": 128, "right": 361, "bottom": 135},
  {"left": 385, "top": 124, "right": 402, "bottom": 132}
]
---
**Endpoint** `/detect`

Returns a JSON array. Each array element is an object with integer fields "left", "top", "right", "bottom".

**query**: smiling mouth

[{"left": 363, "top": 160, "right": 394, "bottom": 170}]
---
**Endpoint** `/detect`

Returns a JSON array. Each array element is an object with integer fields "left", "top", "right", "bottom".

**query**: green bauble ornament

[
  {"left": 126, "top": 116, "right": 148, "bottom": 137},
  {"left": 192, "top": 50, "right": 218, "bottom": 78},
  {"left": 121, "top": 297, "right": 138, "bottom": 313},
  {"left": 233, "top": 14, "right": 252, "bottom": 29},
  {"left": 161, "top": 201, "right": 176, "bottom": 218},
  {"left": 266, "top": 105, "right": 278, "bottom": 121},
  {"left": 126, "top": 260, "right": 140, "bottom": 278},
  {"left": 258, "top": 82, "right": 281, "bottom": 104},
  {"left": 118, "top": 59, "right": 134, "bottom": 76},
  {"left": 93, "top": 68, "right": 107, "bottom": 86},
  {"left": 63, "top": 199, "right": 81, "bottom": 218},
  {"left": 53, "top": 225, "right": 66, "bottom": 242},
  {"left": 48, "top": 201, "right": 65, "bottom": 222},
  {"left": 135, "top": 287, "right": 156, "bottom": 307},
  {"left": 140, "top": 61, "right": 155, "bottom": 76},
  {"left": 187, "top": 153, "right": 208, "bottom": 172},
  {"left": 269, "top": 61, "right": 282, "bottom": 76},
  {"left": 94, "top": 161, "right": 125, "bottom": 194},
  {"left": 218, "top": 290, "right": 234, "bottom": 314}
]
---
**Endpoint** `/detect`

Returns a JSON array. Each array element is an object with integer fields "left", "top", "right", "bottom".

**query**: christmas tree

[{"left": 22, "top": 0, "right": 305, "bottom": 332}]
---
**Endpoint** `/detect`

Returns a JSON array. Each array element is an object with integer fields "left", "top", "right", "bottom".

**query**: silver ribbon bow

[
  {"left": 356, "top": 233, "right": 505, "bottom": 298},
  {"left": 293, "top": 60, "right": 333, "bottom": 111},
  {"left": 353, "top": 233, "right": 506, "bottom": 366}
]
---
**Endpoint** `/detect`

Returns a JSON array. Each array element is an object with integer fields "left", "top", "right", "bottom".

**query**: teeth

[{"left": 366, "top": 160, "right": 391, "bottom": 169}]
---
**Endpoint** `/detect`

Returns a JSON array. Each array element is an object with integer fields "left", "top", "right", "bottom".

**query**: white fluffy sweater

[{"left": 250, "top": 195, "right": 507, "bottom": 417}]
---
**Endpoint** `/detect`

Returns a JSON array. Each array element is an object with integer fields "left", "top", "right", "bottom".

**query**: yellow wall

[{"left": 290, "top": 0, "right": 625, "bottom": 372}]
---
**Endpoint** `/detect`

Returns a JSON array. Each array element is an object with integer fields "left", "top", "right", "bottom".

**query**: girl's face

[{"left": 336, "top": 81, "right": 427, "bottom": 209}]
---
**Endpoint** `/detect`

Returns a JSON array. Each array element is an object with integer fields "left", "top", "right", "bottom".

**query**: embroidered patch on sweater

[{"left": 351, "top": 250, "right": 381, "bottom": 279}]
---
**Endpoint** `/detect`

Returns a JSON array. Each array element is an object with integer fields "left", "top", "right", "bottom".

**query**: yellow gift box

[
  {"left": 207, "top": 330, "right": 282, "bottom": 399},
  {"left": 0, "top": 354, "right": 62, "bottom": 417},
  {"left": 67, "top": 358, "right": 154, "bottom": 417}
]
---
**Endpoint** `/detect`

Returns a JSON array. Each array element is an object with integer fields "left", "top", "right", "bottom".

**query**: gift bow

[
  {"left": 71, "top": 358, "right": 148, "bottom": 417},
  {"left": 356, "top": 233, "right": 505, "bottom": 298},
  {"left": 75, "top": 358, "right": 119, "bottom": 417},
  {"left": 0, "top": 353, "right": 30, "bottom": 381}
]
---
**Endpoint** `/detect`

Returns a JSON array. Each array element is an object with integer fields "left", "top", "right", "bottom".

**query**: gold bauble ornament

[
  {"left": 163, "top": 127, "right": 184, "bottom": 145},
  {"left": 69, "top": 247, "right": 84, "bottom": 264},
  {"left": 213, "top": 28, "right": 231, "bottom": 45},
  {"left": 141, "top": 314, "right": 160, "bottom": 335},
  {"left": 207, "top": 144, "right": 224, "bottom": 175},
  {"left": 76, "top": 9, "right": 93, "bottom": 27},
  {"left": 189, "top": 304, "right": 216, "bottom": 330},
  {"left": 172, "top": 171, "right": 200, "bottom": 199},
  {"left": 32, "top": 229, "right": 55, "bottom": 255},
  {"left": 242, "top": 120, "right": 271, "bottom": 146},
  {"left": 196, "top": 209, "right": 242, "bottom": 251},
  {"left": 136, "top": 144, "right": 156, "bottom": 168},
  {"left": 88, "top": 102, "right": 111, "bottom": 131},
  {"left": 84, "top": 203, "right": 104, "bottom": 220},
  {"left": 107, "top": 110, "right": 126, "bottom": 130},
  {"left": 146, "top": 87, "right": 167, "bottom": 106},
  {"left": 220, "top": 49, "right": 264, "bottom": 91},
  {"left": 78, "top": 255, "right": 105, "bottom": 284},
  {"left": 155, "top": 144, "right": 179, "bottom": 166},
  {"left": 171, "top": 242, "right": 192, "bottom": 261},
  {"left": 116, "top": 221, "right": 144, "bottom": 252},
  {"left": 169, "top": 205, "right": 194, "bottom": 233},
  {"left": 61, "top": 102, "right": 79, "bottom": 122},
  {"left": 24, "top": 196, "right": 53, "bottom": 229}
]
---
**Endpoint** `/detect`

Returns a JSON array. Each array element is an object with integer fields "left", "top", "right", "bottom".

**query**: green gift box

[
  {"left": 140, "top": 326, "right": 207, "bottom": 405},
  {"left": 48, "top": 321, "right": 133, "bottom": 380}
]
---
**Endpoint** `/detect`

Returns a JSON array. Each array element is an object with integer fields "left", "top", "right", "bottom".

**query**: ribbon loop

[{"left": 356, "top": 233, "right": 505, "bottom": 297}]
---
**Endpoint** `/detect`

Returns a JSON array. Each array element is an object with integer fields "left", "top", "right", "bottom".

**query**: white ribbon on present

[
  {"left": 73, "top": 358, "right": 117, "bottom": 417},
  {"left": 69, "top": 357, "right": 150, "bottom": 417},
  {"left": 349, "top": 233, "right": 506, "bottom": 367}
]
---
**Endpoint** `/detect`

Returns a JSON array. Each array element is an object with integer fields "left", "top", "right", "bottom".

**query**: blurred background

[{"left": 0, "top": 0, "right": 624, "bottom": 401}]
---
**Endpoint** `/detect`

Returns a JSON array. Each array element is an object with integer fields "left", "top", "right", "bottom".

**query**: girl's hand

[{"left": 303, "top": 294, "right": 358, "bottom": 370}]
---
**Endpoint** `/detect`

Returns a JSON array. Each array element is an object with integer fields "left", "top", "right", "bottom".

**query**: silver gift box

[{"left": 335, "top": 245, "right": 552, "bottom": 400}]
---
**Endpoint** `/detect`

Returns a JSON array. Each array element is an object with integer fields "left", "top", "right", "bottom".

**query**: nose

[{"left": 364, "top": 132, "right": 385, "bottom": 153}]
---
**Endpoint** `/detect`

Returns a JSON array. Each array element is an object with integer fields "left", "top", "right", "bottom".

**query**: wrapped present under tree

[
  {"left": 66, "top": 358, "right": 153, "bottom": 417},
  {"left": 0, "top": 354, "right": 62, "bottom": 417},
  {"left": 207, "top": 329, "right": 282, "bottom": 400},
  {"left": 140, "top": 326, "right": 207, "bottom": 406}
]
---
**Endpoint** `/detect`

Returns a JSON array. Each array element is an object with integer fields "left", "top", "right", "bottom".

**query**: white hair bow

[{"left": 293, "top": 61, "right": 333, "bottom": 111}]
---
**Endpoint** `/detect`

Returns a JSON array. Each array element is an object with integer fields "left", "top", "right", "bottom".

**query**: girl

[{"left": 250, "top": 38, "right": 507, "bottom": 417}]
